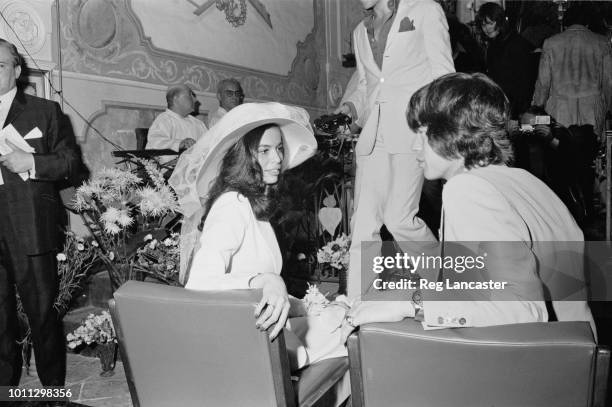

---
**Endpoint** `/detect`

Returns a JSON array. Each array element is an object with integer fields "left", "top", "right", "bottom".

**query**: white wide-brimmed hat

[
  {"left": 169, "top": 102, "right": 317, "bottom": 284},
  {"left": 170, "top": 102, "right": 317, "bottom": 218}
]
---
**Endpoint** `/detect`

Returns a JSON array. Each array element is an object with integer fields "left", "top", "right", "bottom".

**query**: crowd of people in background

[{"left": 433, "top": 1, "right": 612, "bottom": 227}]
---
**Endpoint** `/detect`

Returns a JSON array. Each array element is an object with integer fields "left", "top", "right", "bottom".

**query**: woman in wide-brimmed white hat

[{"left": 169, "top": 102, "right": 349, "bottom": 373}]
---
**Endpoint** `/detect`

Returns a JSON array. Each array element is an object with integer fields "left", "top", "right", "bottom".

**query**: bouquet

[
  {"left": 316, "top": 233, "right": 350, "bottom": 270},
  {"left": 301, "top": 283, "right": 330, "bottom": 316},
  {"left": 73, "top": 159, "right": 180, "bottom": 290},
  {"left": 133, "top": 232, "right": 181, "bottom": 286},
  {"left": 55, "top": 232, "right": 101, "bottom": 315},
  {"left": 66, "top": 310, "right": 117, "bottom": 349}
]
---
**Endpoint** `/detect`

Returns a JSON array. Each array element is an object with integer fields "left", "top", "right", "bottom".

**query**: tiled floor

[{"left": 19, "top": 353, "right": 132, "bottom": 407}]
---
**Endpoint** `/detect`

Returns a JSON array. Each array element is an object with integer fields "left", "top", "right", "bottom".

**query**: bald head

[{"left": 166, "top": 84, "right": 196, "bottom": 117}]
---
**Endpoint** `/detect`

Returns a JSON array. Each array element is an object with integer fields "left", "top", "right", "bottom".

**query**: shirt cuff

[{"left": 28, "top": 154, "right": 36, "bottom": 179}]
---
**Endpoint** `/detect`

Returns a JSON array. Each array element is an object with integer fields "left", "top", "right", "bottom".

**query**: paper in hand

[{"left": 0, "top": 124, "right": 36, "bottom": 181}]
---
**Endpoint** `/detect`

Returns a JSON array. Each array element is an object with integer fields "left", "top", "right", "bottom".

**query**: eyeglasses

[{"left": 223, "top": 90, "right": 244, "bottom": 98}]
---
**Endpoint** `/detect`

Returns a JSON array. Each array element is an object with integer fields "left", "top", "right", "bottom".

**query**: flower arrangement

[
  {"left": 316, "top": 233, "right": 350, "bottom": 271},
  {"left": 66, "top": 310, "right": 117, "bottom": 349},
  {"left": 73, "top": 159, "right": 180, "bottom": 290},
  {"left": 133, "top": 232, "right": 181, "bottom": 286},
  {"left": 55, "top": 232, "right": 101, "bottom": 315}
]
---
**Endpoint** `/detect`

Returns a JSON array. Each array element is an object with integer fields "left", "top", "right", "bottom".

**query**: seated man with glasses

[{"left": 208, "top": 78, "right": 245, "bottom": 128}]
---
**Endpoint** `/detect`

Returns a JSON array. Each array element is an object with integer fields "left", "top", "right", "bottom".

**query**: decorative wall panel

[
  {"left": 82, "top": 101, "right": 163, "bottom": 173},
  {"left": 59, "top": 0, "right": 327, "bottom": 109}
]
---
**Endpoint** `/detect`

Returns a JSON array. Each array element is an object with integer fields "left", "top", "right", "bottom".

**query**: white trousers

[{"left": 347, "top": 144, "right": 436, "bottom": 298}]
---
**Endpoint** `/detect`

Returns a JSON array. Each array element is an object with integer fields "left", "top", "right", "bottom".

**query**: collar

[
  {"left": 216, "top": 106, "right": 228, "bottom": 115},
  {"left": 0, "top": 87, "right": 17, "bottom": 107},
  {"left": 566, "top": 24, "right": 588, "bottom": 31},
  {"left": 166, "top": 108, "right": 190, "bottom": 120},
  {"left": 363, "top": 0, "right": 399, "bottom": 29}
]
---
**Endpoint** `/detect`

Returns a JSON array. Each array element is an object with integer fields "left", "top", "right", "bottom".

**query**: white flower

[
  {"left": 143, "top": 234, "right": 153, "bottom": 242},
  {"left": 104, "top": 222, "right": 121, "bottom": 235},
  {"left": 56, "top": 253, "right": 67, "bottom": 262},
  {"left": 91, "top": 240, "right": 99, "bottom": 247},
  {"left": 297, "top": 253, "right": 306, "bottom": 261},
  {"left": 149, "top": 240, "right": 158, "bottom": 250},
  {"left": 163, "top": 238, "right": 173, "bottom": 247},
  {"left": 137, "top": 186, "right": 179, "bottom": 217},
  {"left": 77, "top": 243, "right": 85, "bottom": 251},
  {"left": 116, "top": 209, "right": 133, "bottom": 227},
  {"left": 101, "top": 207, "right": 121, "bottom": 224},
  {"left": 108, "top": 251, "right": 115, "bottom": 261},
  {"left": 302, "top": 284, "right": 330, "bottom": 316}
]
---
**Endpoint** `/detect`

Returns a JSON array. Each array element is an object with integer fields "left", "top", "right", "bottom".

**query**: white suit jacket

[
  {"left": 423, "top": 166, "right": 594, "bottom": 333},
  {"left": 185, "top": 191, "right": 282, "bottom": 290},
  {"left": 342, "top": 0, "right": 454, "bottom": 155}
]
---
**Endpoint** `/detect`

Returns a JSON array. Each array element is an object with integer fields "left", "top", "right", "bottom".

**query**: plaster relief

[
  {"left": 0, "top": 0, "right": 48, "bottom": 55},
  {"left": 78, "top": 0, "right": 117, "bottom": 48},
  {"left": 131, "top": 0, "right": 312, "bottom": 76},
  {"left": 60, "top": 0, "right": 327, "bottom": 109}
]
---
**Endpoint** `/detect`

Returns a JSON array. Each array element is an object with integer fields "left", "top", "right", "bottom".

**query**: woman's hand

[
  {"left": 250, "top": 274, "right": 291, "bottom": 340},
  {"left": 340, "top": 300, "right": 416, "bottom": 343}
]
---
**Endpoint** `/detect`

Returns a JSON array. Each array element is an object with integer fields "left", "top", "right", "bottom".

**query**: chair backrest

[
  {"left": 110, "top": 281, "right": 295, "bottom": 407},
  {"left": 348, "top": 320, "right": 609, "bottom": 407},
  {"left": 135, "top": 128, "right": 149, "bottom": 150}
]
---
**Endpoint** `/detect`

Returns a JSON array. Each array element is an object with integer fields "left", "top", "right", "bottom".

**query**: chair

[
  {"left": 135, "top": 128, "right": 149, "bottom": 150},
  {"left": 109, "top": 281, "right": 348, "bottom": 407},
  {"left": 348, "top": 319, "right": 609, "bottom": 407}
]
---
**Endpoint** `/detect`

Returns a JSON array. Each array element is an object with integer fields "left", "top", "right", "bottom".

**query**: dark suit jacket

[
  {"left": 0, "top": 91, "right": 82, "bottom": 255},
  {"left": 485, "top": 31, "right": 537, "bottom": 118}
]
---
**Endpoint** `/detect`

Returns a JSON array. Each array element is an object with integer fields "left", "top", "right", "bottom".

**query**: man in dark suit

[{"left": 0, "top": 38, "right": 83, "bottom": 387}]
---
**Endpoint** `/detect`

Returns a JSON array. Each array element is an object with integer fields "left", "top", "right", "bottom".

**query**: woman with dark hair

[
  {"left": 339, "top": 73, "right": 595, "bottom": 338},
  {"left": 169, "top": 103, "right": 350, "bottom": 379},
  {"left": 476, "top": 2, "right": 536, "bottom": 118}
]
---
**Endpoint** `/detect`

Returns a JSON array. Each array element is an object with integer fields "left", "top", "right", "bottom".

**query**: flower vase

[{"left": 96, "top": 342, "right": 117, "bottom": 377}]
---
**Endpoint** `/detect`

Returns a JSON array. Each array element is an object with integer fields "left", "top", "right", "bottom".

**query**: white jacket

[{"left": 342, "top": 0, "right": 454, "bottom": 155}]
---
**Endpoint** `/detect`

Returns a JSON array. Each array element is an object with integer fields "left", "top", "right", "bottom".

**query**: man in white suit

[{"left": 338, "top": 0, "right": 454, "bottom": 297}]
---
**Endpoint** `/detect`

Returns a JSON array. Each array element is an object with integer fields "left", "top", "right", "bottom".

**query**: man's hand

[
  {"left": 340, "top": 300, "right": 415, "bottom": 343},
  {"left": 179, "top": 138, "right": 196, "bottom": 152},
  {"left": 0, "top": 140, "right": 34, "bottom": 173}
]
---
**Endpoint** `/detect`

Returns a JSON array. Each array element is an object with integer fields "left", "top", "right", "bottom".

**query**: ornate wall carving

[
  {"left": 0, "top": 0, "right": 53, "bottom": 63},
  {"left": 59, "top": 0, "right": 327, "bottom": 109}
]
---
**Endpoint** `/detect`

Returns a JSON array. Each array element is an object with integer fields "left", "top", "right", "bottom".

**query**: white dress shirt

[
  {"left": 207, "top": 106, "right": 228, "bottom": 128},
  {"left": 0, "top": 87, "right": 17, "bottom": 128}
]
